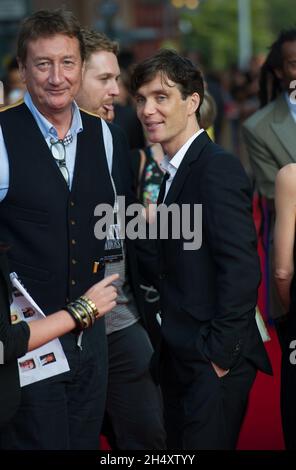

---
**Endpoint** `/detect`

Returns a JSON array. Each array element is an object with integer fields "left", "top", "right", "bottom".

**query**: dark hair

[
  {"left": 259, "top": 28, "right": 296, "bottom": 107},
  {"left": 17, "top": 9, "right": 85, "bottom": 64},
  {"left": 130, "top": 49, "right": 204, "bottom": 119}
]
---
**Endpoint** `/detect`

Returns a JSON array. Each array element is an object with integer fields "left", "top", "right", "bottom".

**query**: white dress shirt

[
  {"left": 285, "top": 91, "right": 296, "bottom": 122},
  {"left": 159, "top": 128, "right": 204, "bottom": 201}
]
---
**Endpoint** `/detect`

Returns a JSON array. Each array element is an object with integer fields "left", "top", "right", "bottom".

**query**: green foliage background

[{"left": 179, "top": 0, "right": 296, "bottom": 69}]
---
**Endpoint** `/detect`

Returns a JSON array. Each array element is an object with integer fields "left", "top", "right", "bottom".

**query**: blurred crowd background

[{"left": 0, "top": 0, "right": 295, "bottom": 172}]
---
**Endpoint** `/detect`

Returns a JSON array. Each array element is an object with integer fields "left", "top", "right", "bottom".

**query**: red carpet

[
  {"left": 100, "top": 434, "right": 111, "bottom": 450},
  {"left": 237, "top": 326, "right": 285, "bottom": 449}
]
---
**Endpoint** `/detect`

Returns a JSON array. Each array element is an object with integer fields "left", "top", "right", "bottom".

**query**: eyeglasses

[{"left": 50, "top": 136, "right": 72, "bottom": 186}]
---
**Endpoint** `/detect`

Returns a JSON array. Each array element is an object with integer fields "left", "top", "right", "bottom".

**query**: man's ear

[
  {"left": 188, "top": 92, "right": 200, "bottom": 116},
  {"left": 81, "top": 60, "right": 86, "bottom": 78}
]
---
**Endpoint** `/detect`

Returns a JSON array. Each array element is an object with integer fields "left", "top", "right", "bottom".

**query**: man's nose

[
  {"left": 143, "top": 99, "right": 155, "bottom": 116},
  {"left": 48, "top": 64, "right": 64, "bottom": 84},
  {"left": 110, "top": 79, "right": 120, "bottom": 96}
]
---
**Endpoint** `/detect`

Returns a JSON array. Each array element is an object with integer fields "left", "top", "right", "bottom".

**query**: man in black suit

[{"left": 130, "top": 49, "right": 272, "bottom": 450}]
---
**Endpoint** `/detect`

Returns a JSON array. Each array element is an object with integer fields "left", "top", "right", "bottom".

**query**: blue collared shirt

[{"left": 0, "top": 92, "right": 83, "bottom": 200}]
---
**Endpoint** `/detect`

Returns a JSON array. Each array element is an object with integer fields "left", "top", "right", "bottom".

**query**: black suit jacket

[
  {"left": 0, "top": 254, "right": 30, "bottom": 428},
  {"left": 157, "top": 132, "right": 271, "bottom": 374}
]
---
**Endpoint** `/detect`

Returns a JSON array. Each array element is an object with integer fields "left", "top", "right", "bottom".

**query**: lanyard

[{"left": 101, "top": 119, "right": 118, "bottom": 215}]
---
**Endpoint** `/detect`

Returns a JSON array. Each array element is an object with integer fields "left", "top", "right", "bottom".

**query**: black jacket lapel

[{"left": 164, "top": 131, "right": 211, "bottom": 206}]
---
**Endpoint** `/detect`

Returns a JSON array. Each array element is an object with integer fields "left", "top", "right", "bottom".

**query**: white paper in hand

[{"left": 10, "top": 272, "right": 70, "bottom": 387}]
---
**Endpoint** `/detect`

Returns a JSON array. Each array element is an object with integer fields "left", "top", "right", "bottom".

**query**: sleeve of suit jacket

[
  {"left": 201, "top": 152, "right": 261, "bottom": 370},
  {"left": 0, "top": 256, "right": 30, "bottom": 363},
  {"left": 242, "top": 123, "right": 278, "bottom": 199}
]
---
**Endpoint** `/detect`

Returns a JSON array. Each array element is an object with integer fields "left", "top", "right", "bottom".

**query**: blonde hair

[{"left": 199, "top": 91, "right": 216, "bottom": 130}]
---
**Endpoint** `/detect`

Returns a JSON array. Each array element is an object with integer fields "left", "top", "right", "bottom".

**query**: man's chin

[
  {"left": 147, "top": 132, "right": 161, "bottom": 144},
  {"left": 100, "top": 109, "right": 114, "bottom": 122},
  {"left": 46, "top": 96, "right": 71, "bottom": 111},
  {"left": 99, "top": 109, "right": 108, "bottom": 118}
]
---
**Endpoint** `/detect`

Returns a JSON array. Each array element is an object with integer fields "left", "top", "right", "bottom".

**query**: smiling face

[
  {"left": 19, "top": 33, "right": 83, "bottom": 119},
  {"left": 76, "top": 50, "right": 120, "bottom": 121},
  {"left": 135, "top": 73, "right": 200, "bottom": 158}
]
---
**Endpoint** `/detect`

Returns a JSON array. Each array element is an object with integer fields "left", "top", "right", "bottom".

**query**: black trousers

[
  {"left": 106, "top": 322, "right": 166, "bottom": 449},
  {"left": 0, "top": 325, "right": 107, "bottom": 450},
  {"left": 160, "top": 346, "right": 257, "bottom": 450}
]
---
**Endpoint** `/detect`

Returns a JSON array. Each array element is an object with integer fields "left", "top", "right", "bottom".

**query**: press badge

[{"left": 103, "top": 223, "right": 123, "bottom": 264}]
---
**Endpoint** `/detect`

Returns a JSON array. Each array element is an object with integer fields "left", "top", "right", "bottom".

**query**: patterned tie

[
  {"left": 50, "top": 133, "right": 73, "bottom": 186},
  {"left": 157, "top": 172, "right": 170, "bottom": 205}
]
